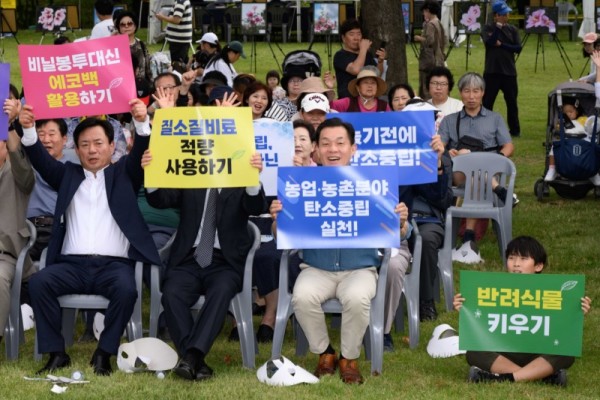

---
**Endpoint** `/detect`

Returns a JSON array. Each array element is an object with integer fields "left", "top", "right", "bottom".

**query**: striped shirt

[
  {"left": 263, "top": 102, "right": 289, "bottom": 121},
  {"left": 166, "top": 0, "right": 192, "bottom": 44}
]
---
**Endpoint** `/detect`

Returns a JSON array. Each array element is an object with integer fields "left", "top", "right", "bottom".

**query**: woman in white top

[
  {"left": 426, "top": 66, "right": 463, "bottom": 117},
  {"left": 202, "top": 40, "right": 245, "bottom": 87}
]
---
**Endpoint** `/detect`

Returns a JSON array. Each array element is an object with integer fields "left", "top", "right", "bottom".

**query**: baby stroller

[
  {"left": 281, "top": 50, "right": 322, "bottom": 78},
  {"left": 534, "top": 81, "right": 600, "bottom": 200}
]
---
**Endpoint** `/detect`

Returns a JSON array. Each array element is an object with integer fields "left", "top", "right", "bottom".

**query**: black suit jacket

[
  {"left": 23, "top": 134, "right": 161, "bottom": 266},
  {"left": 146, "top": 187, "right": 267, "bottom": 272}
]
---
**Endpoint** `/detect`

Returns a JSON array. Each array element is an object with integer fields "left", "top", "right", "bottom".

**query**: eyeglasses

[
  {"left": 430, "top": 81, "right": 449, "bottom": 88},
  {"left": 158, "top": 85, "right": 178, "bottom": 91},
  {"left": 289, "top": 78, "right": 303, "bottom": 84},
  {"left": 119, "top": 21, "right": 135, "bottom": 28}
]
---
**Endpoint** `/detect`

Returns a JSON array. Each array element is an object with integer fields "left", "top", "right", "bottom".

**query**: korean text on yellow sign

[{"left": 145, "top": 107, "right": 258, "bottom": 188}]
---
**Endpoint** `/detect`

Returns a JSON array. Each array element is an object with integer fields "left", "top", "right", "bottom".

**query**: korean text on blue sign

[
  {"left": 276, "top": 166, "right": 400, "bottom": 249},
  {"left": 459, "top": 270, "right": 586, "bottom": 357},
  {"left": 254, "top": 119, "right": 294, "bottom": 196},
  {"left": 329, "top": 111, "right": 437, "bottom": 184}
]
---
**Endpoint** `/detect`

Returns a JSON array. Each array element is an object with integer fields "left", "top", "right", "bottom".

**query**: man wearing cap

[
  {"left": 333, "top": 19, "right": 385, "bottom": 99},
  {"left": 191, "top": 33, "right": 221, "bottom": 79},
  {"left": 155, "top": 0, "right": 193, "bottom": 64},
  {"left": 481, "top": 1, "right": 522, "bottom": 137},
  {"left": 202, "top": 41, "right": 246, "bottom": 88},
  {"left": 294, "top": 94, "right": 331, "bottom": 130}
]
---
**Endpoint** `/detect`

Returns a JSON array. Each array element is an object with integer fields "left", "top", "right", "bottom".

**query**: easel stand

[
  {"left": 249, "top": 35, "right": 258, "bottom": 73},
  {"left": 266, "top": 34, "right": 286, "bottom": 74},
  {"left": 579, "top": 57, "right": 590, "bottom": 79},
  {"left": 325, "top": 33, "right": 333, "bottom": 72},
  {"left": 0, "top": 6, "right": 19, "bottom": 44},
  {"left": 519, "top": 33, "right": 572, "bottom": 78},
  {"left": 445, "top": 31, "right": 475, "bottom": 69}
]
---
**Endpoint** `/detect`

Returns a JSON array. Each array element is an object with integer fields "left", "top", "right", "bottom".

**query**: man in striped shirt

[{"left": 156, "top": 0, "right": 193, "bottom": 64}]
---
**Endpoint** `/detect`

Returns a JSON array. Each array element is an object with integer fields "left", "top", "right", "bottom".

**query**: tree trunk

[{"left": 360, "top": 0, "right": 408, "bottom": 93}]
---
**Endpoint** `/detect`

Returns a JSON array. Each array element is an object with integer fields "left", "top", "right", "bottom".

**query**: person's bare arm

[
  {"left": 345, "top": 39, "right": 372, "bottom": 76},
  {"left": 500, "top": 142, "right": 514, "bottom": 158}
]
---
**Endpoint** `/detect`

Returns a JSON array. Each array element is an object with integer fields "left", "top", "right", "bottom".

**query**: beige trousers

[
  {"left": 384, "top": 242, "right": 411, "bottom": 334},
  {"left": 292, "top": 265, "right": 377, "bottom": 360}
]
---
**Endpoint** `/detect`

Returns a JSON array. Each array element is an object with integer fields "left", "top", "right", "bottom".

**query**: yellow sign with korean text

[{"left": 145, "top": 107, "right": 258, "bottom": 188}]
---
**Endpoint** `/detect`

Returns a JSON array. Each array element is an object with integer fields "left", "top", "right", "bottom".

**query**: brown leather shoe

[
  {"left": 339, "top": 358, "right": 364, "bottom": 384},
  {"left": 314, "top": 353, "right": 337, "bottom": 377}
]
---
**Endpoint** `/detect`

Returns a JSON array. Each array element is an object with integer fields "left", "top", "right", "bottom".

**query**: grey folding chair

[
  {"left": 393, "top": 220, "right": 422, "bottom": 349},
  {"left": 556, "top": 2, "right": 578, "bottom": 41},
  {"left": 225, "top": 7, "right": 245, "bottom": 43},
  {"left": 266, "top": 4, "right": 290, "bottom": 43},
  {"left": 271, "top": 248, "right": 392, "bottom": 375},
  {"left": 4, "top": 220, "right": 36, "bottom": 360},
  {"left": 34, "top": 249, "right": 146, "bottom": 360},
  {"left": 149, "top": 221, "right": 261, "bottom": 369},
  {"left": 437, "top": 152, "right": 517, "bottom": 312}
]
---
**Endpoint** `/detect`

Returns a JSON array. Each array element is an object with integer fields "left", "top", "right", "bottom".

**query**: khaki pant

[
  {"left": 384, "top": 242, "right": 411, "bottom": 334},
  {"left": 0, "top": 254, "right": 18, "bottom": 333},
  {"left": 292, "top": 265, "right": 377, "bottom": 360}
]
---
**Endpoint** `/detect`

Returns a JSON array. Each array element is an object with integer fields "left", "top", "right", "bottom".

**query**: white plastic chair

[
  {"left": 34, "top": 249, "right": 146, "bottom": 360},
  {"left": 436, "top": 153, "right": 517, "bottom": 312},
  {"left": 4, "top": 220, "right": 36, "bottom": 360},
  {"left": 557, "top": 1, "right": 578, "bottom": 41},
  {"left": 148, "top": 221, "right": 261, "bottom": 369},
  {"left": 393, "top": 220, "right": 422, "bottom": 349},
  {"left": 271, "top": 248, "right": 391, "bottom": 375}
]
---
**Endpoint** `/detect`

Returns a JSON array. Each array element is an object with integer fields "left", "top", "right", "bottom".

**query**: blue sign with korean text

[
  {"left": 254, "top": 119, "right": 294, "bottom": 196},
  {"left": 276, "top": 166, "right": 400, "bottom": 249},
  {"left": 329, "top": 111, "right": 437, "bottom": 185}
]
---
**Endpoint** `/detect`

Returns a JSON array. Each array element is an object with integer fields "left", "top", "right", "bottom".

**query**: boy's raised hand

[
  {"left": 453, "top": 293, "right": 465, "bottom": 311},
  {"left": 582, "top": 296, "right": 592, "bottom": 315}
]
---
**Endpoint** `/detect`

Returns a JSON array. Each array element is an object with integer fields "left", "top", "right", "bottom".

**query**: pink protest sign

[{"left": 18, "top": 35, "right": 136, "bottom": 119}]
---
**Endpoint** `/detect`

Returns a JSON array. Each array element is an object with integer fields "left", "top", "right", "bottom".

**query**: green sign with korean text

[{"left": 458, "top": 271, "right": 585, "bottom": 357}]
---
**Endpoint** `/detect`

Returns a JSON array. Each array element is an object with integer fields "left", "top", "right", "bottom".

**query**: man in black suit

[
  {"left": 19, "top": 100, "right": 161, "bottom": 376},
  {"left": 145, "top": 151, "right": 267, "bottom": 381}
]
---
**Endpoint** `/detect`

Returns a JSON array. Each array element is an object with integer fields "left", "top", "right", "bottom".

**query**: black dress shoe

[
  {"left": 78, "top": 329, "right": 96, "bottom": 343},
  {"left": 90, "top": 348, "right": 113, "bottom": 376},
  {"left": 228, "top": 327, "right": 239, "bottom": 342},
  {"left": 419, "top": 300, "right": 438, "bottom": 322},
  {"left": 173, "top": 358, "right": 196, "bottom": 381},
  {"left": 256, "top": 324, "right": 274, "bottom": 343},
  {"left": 37, "top": 352, "right": 71, "bottom": 375},
  {"left": 195, "top": 363, "right": 214, "bottom": 381}
]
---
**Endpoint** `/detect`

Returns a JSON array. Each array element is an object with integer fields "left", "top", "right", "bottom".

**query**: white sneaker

[
  {"left": 452, "top": 241, "right": 483, "bottom": 264},
  {"left": 590, "top": 174, "right": 600, "bottom": 186},
  {"left": 544, "top": 168, "right": 557, "bottom": 182}
]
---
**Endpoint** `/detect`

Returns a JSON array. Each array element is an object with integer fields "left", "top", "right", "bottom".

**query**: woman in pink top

[{"left": 330, "top": 66, "right": 391, "bottom": 113}]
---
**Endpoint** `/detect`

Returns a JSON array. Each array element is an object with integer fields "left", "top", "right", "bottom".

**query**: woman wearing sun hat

[
  {"left": 330, "top": 66, "right": 391, "bottom": 112},
  {"left": 579, "top": 32, "right": 600, "bottom": 83},
  {"left": 202, "top": 41, "right": 246, "bottom": 87}
]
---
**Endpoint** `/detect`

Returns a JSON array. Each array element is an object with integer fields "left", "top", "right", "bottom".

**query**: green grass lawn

[{"left": 1, "top": 28, "right": 600, "bottom": 399}]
